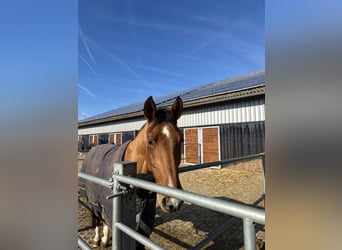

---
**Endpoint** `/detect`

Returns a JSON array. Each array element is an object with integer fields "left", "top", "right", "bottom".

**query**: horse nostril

[
  {"left": 161, "top": 197, "right": 167, "bottom": 207},
  {"left": 161, "top": 197, "right": 181, "bottom": 212},
  {"left": 178, "top": 200, "right": 184, "bottom": 210},
  {"left": 161, "top": 197, "right": 173, "bottom": 211}
]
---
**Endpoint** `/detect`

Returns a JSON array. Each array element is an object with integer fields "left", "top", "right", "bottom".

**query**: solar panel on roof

[
  {"left": 176, "top": 72, "right": 264, "bottom": 102},
  {"left": 79, "top": 70, "right": 265, "bottom": 123}
]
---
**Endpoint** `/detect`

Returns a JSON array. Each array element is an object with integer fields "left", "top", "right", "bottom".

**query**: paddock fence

[{"left": 78, "top": 153, "right": 265, "bottom": 250}]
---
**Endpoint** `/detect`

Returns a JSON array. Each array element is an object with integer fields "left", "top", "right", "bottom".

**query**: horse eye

[{"left": 148, "top": 139, "right": 154, "bottom": 145}]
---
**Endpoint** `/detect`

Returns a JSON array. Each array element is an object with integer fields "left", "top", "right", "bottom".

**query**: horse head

[
  {"left": 143, "top": 96, "right": 183, "bottom": 213},
  {"left": 125, "top": 96, "right": 184, "bottom": 213}
]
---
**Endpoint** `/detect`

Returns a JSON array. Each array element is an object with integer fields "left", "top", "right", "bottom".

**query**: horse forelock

[{"left": 147, "top": 109, "right": 178, "bottom": 133}]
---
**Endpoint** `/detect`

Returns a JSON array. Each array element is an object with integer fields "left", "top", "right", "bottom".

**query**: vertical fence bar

[
  {"left": 243, "top": 218, "right": 256, "bottom": 250},
  {"left": 79, "top": 155, "right": 265, "bottom": 250},
  {"left": 192, "top": 193, "right": 265, "bottom": 250},
  {"left": 261, "top": 154, "right": 265, "bottom": 194},
  {"left": 112, "top": 167, "right": 121, "bottom": 250},
  {"left": 112, "top": 161, "right": 136, "bottom": 250}
]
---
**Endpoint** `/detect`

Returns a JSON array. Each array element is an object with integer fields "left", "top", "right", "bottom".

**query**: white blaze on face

[{"left": 162, "top": 125, "right": 170, "bottom": 138}]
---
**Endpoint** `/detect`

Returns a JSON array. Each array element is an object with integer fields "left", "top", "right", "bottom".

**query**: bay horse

[{"left": 79, "top": 96, "right": 184, "bottom": 248}]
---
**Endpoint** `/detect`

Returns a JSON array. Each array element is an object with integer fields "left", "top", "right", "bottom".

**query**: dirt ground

[{"left": 78, "top": 153, "right": 265, "bottom": 250}]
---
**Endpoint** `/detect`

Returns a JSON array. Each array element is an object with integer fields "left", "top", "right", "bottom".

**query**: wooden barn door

[
  {"left": 108, "top": 133, "right": 122, "bottom": 144},
  {"left": 201, "top": 127, "right": 220, "bottom": 165},
  {"left": 184, "top": 127, "right": 220, "bottom": 165},
  {"left": 90, "top": 134, "right": 98, "bottom": 145},
  {"left": 108, "top": 133, "right": 114, "bottom": 143},
  {"left": 115, "top": 133, "right": 122, "bottom": 144},
  {"left": 184, "top": 128, "right": 200, "bottom": 164}
]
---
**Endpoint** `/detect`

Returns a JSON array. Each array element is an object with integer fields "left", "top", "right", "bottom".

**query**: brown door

[
  {"left": 184, "top": 128, "right": 199, "bottom": 164},
  {"left": 93, "top": 135, "right": 98, "bottom": 145},
  {"left": 115, "top": 133, "right": 122, "bottom": 144},
  {"left": 109, "top": 133, "right": 114, "bottom": 143},
  {"left": 202, "top": 127, "right": 219, "bottom": 163}
]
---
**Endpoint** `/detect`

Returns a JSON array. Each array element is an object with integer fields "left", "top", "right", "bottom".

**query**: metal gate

[{"left": 78, "top": 153, "right": 265, "bottom": 250}]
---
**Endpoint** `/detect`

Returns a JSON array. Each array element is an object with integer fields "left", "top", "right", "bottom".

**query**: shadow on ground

[{"left": 152, "top": 196, "right": 265, "bottom": 250}]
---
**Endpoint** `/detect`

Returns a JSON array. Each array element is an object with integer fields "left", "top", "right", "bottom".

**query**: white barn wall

[
  {"left": 78, "top": 118, "right": 145, "bottom": 135},
  {"left": 78, "top": 97, "right": 265, "bottom": 135},
  {"left": 178, "top": 98, "right": 265, "bottom": 128}
]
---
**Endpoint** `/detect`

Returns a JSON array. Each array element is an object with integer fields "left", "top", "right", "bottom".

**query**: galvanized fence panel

[
  {"left": 114, "top": 174, "right": 265, "bottom": 225},
  {"left": 112, "top": 161, "right": 136, "bottom": 250},
  {"left": 78, "top": 153, "right": 265, "bottom": 250}
]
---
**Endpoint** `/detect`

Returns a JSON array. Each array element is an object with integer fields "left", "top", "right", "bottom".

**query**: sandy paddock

[{"left": 78, "top": 156, "right": 265, "bottom": 250}]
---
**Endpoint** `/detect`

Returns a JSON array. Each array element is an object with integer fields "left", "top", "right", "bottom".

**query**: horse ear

[
  {"left": 171, "top": 96, "right": 183, "bottom": 120},
  {"left": 144, "top": 96, "right": 157, "bottom": 121}
]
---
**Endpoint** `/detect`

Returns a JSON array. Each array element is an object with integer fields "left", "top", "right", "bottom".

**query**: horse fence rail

[
  {"left": 77, "top": 235, "right": 93, "bottom": 250},
  {"left": 115, "top": 222, "right": 164, "bottom": 250},
  {"left": 78, "top": 172, "right": 113, "bottom": 188},
  {"left": 113, "top": 174, "right": 264, "bottom": 224},
  {"left": 191, "top": 193, "right": 265, "bottom": 250},
  {"left": 78, "top": 153, "right": 265, "bottom": 250},
  {"left": 179, "top": 152, "right": 265, "bottom": 173}
]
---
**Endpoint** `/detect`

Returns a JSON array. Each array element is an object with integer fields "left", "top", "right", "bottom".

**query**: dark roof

[{"left": 79, "top": 70, "right": 265, "bottom": 125}]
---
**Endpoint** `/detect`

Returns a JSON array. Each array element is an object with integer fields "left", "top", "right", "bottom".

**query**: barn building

[{"left": 78, "top": 70, "right": 265, "bottom": 165}]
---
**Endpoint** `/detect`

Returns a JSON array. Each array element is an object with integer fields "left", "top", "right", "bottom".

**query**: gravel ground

[{"left": 78, "top": 156, "right": 265, "bottom": 250}]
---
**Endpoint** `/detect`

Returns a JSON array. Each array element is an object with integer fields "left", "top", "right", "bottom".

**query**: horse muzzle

[{"left": 159, "top": 195, "right": 183, "bottom": 213}]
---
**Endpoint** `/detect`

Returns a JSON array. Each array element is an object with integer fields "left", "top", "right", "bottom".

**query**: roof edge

[{"left": 78, "top": 85, "right": 265, "bottom": 128}]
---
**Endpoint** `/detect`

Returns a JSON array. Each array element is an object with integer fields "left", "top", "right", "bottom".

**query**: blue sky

[{"left": 78, "top": 0, "right": 264, "bottom": 120}]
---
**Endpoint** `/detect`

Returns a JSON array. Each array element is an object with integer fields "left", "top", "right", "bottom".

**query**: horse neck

[{"left": 124, "top": 124, "right": 149, "bottom": 174}]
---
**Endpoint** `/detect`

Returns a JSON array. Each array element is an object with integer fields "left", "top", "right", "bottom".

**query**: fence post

[
  {"left": 261, "top": 155, "right": 265, "bottom": 193},
  {"left": 112, "top": 161, "right": 137, "bottom": 250},
  {"left": 243, "top": 218, "right": 256, "bottom": 250}
]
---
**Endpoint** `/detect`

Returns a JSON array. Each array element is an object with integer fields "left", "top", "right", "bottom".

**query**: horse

[{"left": 79, "top": 96, "right": 184, "bottom": 248}]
